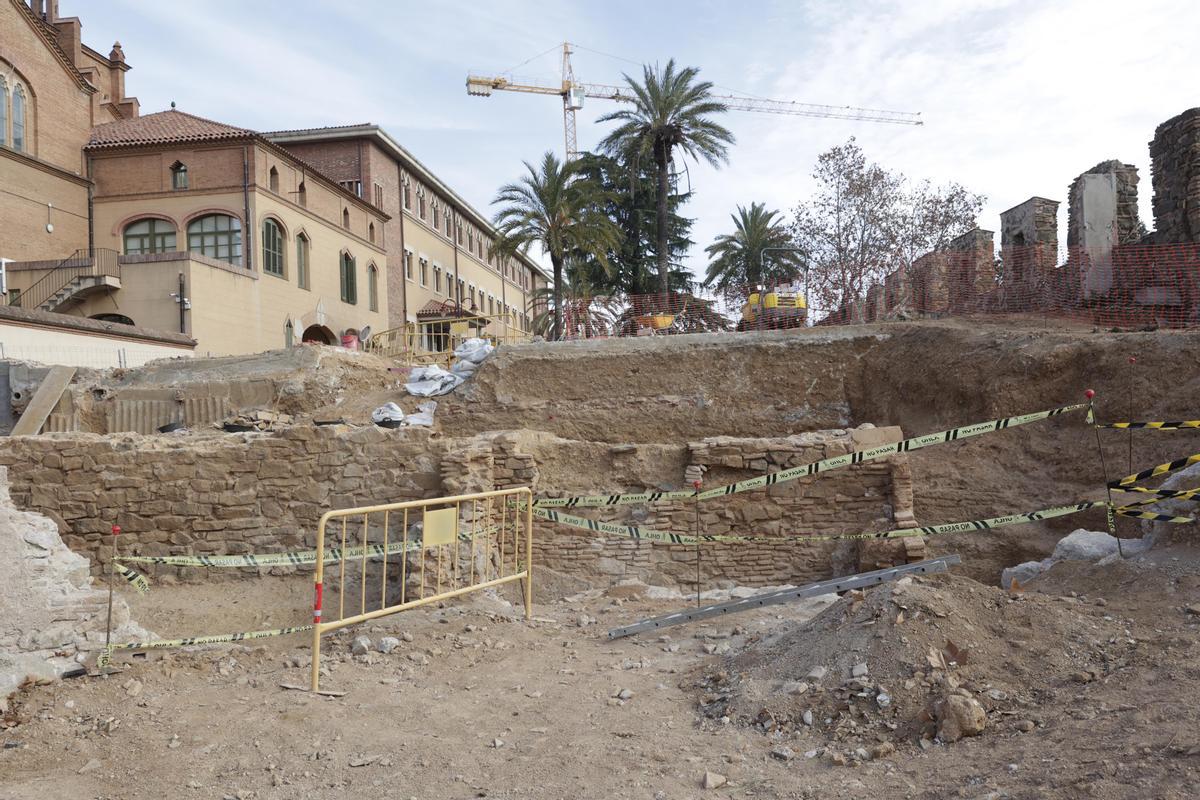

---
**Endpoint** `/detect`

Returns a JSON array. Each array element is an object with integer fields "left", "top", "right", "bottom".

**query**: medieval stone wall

[
  {"left": 1149, "top": 108, "right": 1200, "bottom": 244},
  {"left": 0, "top": 426, "right": 444, "bottom": 572},
  {"left": 0, "top": 422, "right": 915, "bottom": 590}
]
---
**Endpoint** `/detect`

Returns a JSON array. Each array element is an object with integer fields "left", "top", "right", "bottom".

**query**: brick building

[
  {"left": 1, "top": 0, "right": 547, "bottom": 357},
  {"left": 0, "top": 0, "right": 139, "bottom": 263},
  {"left": 267, "top": 126, "right": 549, "bottom": 341}
]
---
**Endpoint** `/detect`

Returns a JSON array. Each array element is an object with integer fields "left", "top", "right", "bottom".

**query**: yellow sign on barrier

[
  {"left": 309, "top": 488, "right": 533, "bottom": 692},
  {"left": 423, "top": 506, "right": 458, "bottom": 546}
]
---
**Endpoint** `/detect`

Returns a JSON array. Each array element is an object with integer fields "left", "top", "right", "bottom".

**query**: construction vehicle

[{"left": 738, "top": 283, "right": 807, "bottom": 331}]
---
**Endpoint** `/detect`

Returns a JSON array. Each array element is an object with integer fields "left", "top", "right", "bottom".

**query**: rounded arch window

[
  {"left": 123, "top": 218, "right": 177, "bottom": 255},
  {"left": 187, "top": 214, "right": 242, "bottom": 265},
  {"left": 269, "top": 166, "right": 279, "bottom": 193}
]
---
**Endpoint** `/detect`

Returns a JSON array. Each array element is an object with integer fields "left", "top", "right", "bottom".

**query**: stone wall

[
  {"left": 1067, "top": 160, "right": 1141, "bottom": 249},
  {"left": 516, "top": 426, "right": 916, "bottom": 588},
  {"left": 1067, "top": 161, "right": 1141, "bottom": 300},
  {"left": 0, "top": 426, "right": 443, "bottom": 573},
  {"left": 0, "top": 422, "right": 917, "bottom": 592},
  {"left": 1149, "top": 108, "right": 1200, "bottom": 244},
  {"left": 1000, "top": 197, "right": 1059, "bottom": 287},
  {"left": 877, "top": 229, "right": 994, "bottom": 320}
]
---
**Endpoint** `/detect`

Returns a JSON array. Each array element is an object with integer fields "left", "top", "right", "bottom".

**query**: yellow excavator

[{"left": 738, "top": 284, "right": 807, "bottom": 330}]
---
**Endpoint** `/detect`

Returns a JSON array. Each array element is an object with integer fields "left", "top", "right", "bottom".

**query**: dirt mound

[{"left": 695, "top": 571, "right": 1133, "bottom": 758}]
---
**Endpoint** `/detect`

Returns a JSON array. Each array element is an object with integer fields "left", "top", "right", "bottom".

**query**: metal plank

[
  {"left": 607, "top": 555, "right": 961, "bottom": 639},
  {"left": 10, "top": 365, "right": 75, "bottom": 436}
]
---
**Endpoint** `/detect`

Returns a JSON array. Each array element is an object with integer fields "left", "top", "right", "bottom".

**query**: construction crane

[{"left": 466, "top": 42, "right": 923, "bottom": 160}]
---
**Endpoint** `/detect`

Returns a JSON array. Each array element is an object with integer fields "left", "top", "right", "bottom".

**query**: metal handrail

[
  {"left": 366, "top": 313, "right": 530, "bottom": 361},
  {"left": 11, "top": 248, "right": 121, "bottom": 311}
]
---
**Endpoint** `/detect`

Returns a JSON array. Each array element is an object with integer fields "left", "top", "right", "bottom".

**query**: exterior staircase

[
  {"left": 8, "top": 248, "right": 121, "bottom": 314},
  {"left": 41, "top": 272, "right": 121, "bottom": 312}
]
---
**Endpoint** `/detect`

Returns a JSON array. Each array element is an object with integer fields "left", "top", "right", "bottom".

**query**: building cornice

[
  {"left": 0, "top": 145, "right": 90, "bottom": 185},
  {"left": 264, "top": 125, "right": 549, "bottom": 281}
]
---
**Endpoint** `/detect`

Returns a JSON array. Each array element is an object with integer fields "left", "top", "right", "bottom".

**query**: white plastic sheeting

[{"left": 404, "top": 339, "right": 495, "bottom": 397}]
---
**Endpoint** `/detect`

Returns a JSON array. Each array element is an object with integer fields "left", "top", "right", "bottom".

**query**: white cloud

[{"left": 69, "top": 0, "right": 1200, "bottom": 283}]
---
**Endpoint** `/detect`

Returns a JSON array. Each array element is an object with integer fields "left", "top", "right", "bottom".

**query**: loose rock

[{"left": 930, "top": 694, "right": 987, "bottom": 742}]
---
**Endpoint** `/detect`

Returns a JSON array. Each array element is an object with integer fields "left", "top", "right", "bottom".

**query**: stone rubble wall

[
  {"left": 0, "top": 426, "right": 444, "bottom": 575},
  {"left": 1149, "top": 108, "right": 1200, "bottom": 244},
  {"left": 499, "top": 426, "right": 915, "bottom": 588},
  {"left": 0, "top": 466, "right": 143, "bottom": 709},
  {"left": 0, "top": 423, "right": 916, "bottom": 593},
  {"left": 1067, "top": 160, "right": 1141, "bottom": 249}
]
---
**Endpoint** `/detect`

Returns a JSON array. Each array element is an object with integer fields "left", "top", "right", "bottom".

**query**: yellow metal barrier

[
  {"left": 366, "top": 314, "right": 531, "bottom": 364},
  {"left": 309, "top": 487, "right": 533, "bottom": 691}
]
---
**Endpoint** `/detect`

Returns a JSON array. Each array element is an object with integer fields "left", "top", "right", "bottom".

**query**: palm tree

[
  {"left": 492, "top": 152, "right": 621, "bottom": 340},
  {"left": 703, "top": 202, "right": 803, "bottom": 296},
  {"left": 527, "top": 272, "right": 620, "bottom": 340},
  {"left": 598, "top": 59, "right": 734, "bottom": 304}
]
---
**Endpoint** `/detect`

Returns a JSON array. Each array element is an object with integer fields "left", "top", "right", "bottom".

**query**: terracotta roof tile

[
  {"left": 87, "top": 109, "right": 253, "bottom": 148},
  {"left": 416, "top": 299, "right": 482, "bottom": 318}
]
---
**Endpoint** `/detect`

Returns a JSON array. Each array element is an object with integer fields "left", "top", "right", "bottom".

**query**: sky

[{"left": 73, "top": 0, "right": 1200, "bottom": 281}]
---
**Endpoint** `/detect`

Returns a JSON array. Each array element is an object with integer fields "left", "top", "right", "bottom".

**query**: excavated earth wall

[{"left": 3, "top": 320, "right": 1200, "bottom": 589}]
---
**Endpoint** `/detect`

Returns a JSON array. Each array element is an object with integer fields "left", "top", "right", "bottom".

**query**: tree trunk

[
  {"left": 655, "top": 141, "right": 670, "bottom": 307},
  {"left": 551, "top": 253, "right": 563, "bottom": 341}
]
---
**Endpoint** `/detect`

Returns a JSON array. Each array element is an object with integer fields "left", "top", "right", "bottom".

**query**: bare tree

[
  {"left": 891, "top": 180, "right": 986, "bottom": 273},
  {"left": 790, "top": 138, "right": 984, "bottom": 317}
]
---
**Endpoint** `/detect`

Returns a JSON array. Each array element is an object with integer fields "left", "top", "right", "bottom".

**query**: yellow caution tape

[
  {"left": 1108, "top": 451, "right": 1200, "bottom": 489},
  {"left": 114, "top": 528, "right": 497, "bottom": 570},
  {"left": 535, "top": 500, "right": 1104, "bottom": 545},
  {"left": 113, "top": 562, "right": 150, "bottom": 595},
  {"left": 535, "top": 403, "right": 1086, "bottom": 509},
  {"left": 97, "top": 624, "right": 314, "bottom": 668},
  {"left": 1112, "top": 507, "right": 1196, "bottom": 523},
  {"left": 1098, "top": 420, "right": 1200, "bottom": 430}
]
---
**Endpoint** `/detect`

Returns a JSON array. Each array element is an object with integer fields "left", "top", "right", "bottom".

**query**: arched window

[
  {"left": 297, "top": 180, "right": 307, "bottom": 207},
  {"left": 12, "top": 85, "right": 26, "bottom": 153},
  {"left": 342, "top": 208, "right": 350, "bottom": 229},
  {"left": 269, "top": 166, "right": 279, "bottom": 193},
  {"left": 433, "top": 204, "right": 440, "bottom": 228},
  {"left": 296, "top": 233, "right": 310, "bottom": 290},
  {"left": 284, "top": 319, "right": 294, "bottom": 347},
  {"left": 262, "top": 218, "right": 284, "bottom": 276},
  {"left": 367, "top": 263, "right": 379, "bottom": 312},
  {"left": 171, "top": 161, "right": 188, "bottom": 190},
  {"left": 0, "top": 77, "right": 7, "bottom": 147},
  {"left": 340, "top": 252, "right": 357, "bottom": 304},
  {"left": 187, "top": 214, "right": 242, "bottom": 265},
  {"left": 368, "top": 222, "right": 376, "bottom": 244},
  {"left": 123, "top": 218, "right": 177, "bottom": 255}
]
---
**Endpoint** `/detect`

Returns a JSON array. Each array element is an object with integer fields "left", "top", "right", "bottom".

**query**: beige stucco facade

[
  {"left": 6, "top": 133, "right": 390, "bottom": 356},
  {"left": 266, "top": 127, "right": 550, "bottom": 341}
]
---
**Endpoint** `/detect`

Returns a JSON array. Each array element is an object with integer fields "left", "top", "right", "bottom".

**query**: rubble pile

[
  {"left": 694, "top": 572, "right": 1134, "bottom": 765},
  {"left": 219, "top": 409, "right": 295, "bottom": 432}
]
